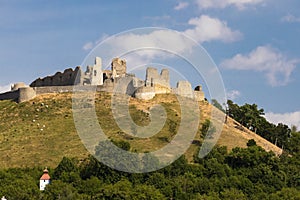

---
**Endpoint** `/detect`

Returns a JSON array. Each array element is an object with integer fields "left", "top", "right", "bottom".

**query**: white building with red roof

[{"left": 39, "top": 168, "right": 51, "bottom": 191}]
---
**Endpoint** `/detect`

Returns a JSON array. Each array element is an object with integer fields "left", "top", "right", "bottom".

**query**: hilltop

[{"left": 0, "top": 92, "right": 282, "bottom": 168}]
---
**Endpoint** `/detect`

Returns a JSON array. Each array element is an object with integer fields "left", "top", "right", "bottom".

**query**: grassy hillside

[{"left": 0, "top": 92, "right": 282, "bottom": 168}]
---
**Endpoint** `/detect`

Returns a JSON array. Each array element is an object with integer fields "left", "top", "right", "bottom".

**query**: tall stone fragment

[
  {"left": 81, "top": 57, "right": 103, "bottom": 85},
  {"left": 111, "top": 58, "right": 126, "bottom": 79},
  {"left": 173, "top": 80, "right": 194, "bottom": 99},
  {"left": 145, "top": 67, "right": 170, "bottom": 94},
  {"left": 194, "top": 85, "right": 205, "bottom": 101}
]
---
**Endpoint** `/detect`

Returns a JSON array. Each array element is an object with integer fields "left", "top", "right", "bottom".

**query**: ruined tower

[
  {"left": 145, "top": 67, "right": 171, "bottom": 94},
  {"left": 81, "top": 57, "right": 103, "bottom": 85},
  {"left": 111, "top": 58, "right": 126, "bottom": 79}
]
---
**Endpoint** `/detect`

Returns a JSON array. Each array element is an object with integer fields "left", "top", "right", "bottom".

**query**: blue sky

[{"left": 0, "top": 0, "right": 299, "bottom": 128}]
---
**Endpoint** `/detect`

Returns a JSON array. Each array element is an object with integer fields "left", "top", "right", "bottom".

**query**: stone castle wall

[
  {"left": 80, "top": 57, "right": 103, "bottom": 86},
  {"left": 34, "top": 86, "right": 74, "bottom": 95},
  {"left": 145, "top": 67, "right": 171, "bottom": 94},
  {"left": 111, "top": 58, "right": 126, "bottom": 79},
  {"left": 194, "top": 85, "right": 205, "bottom": 101},
  {"left": 30, "top": 67, "right": 80, "bottom": 87},
  {"left": 172, "top": 81, "right": 194, "bottom": 99},
  {"left": 0, "top": 57, "right": 205, "bottom": 103},
  {"left": 0, "top": 90, "right": 20, "bottom": 102},
  {"left": 134, "top": 86, "right": 155, "bottom": 100},
  {"left": 19, "top": 87, "right": 36, "bottom": 103}
]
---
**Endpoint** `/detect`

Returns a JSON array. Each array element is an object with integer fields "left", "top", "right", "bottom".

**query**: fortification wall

[
  {"left": 30, "top": 67, "right": 80, "bottom": 87},
  {"left": 111, "top": 58, "right": 126, "bottom": 79},
  {"left": 194, "top": 85, "right": 205, "bottom": 101},
  {"left": 194, "top": 91, "right": 205, "bottom": 101},
  {"left": 135, "top": 86, "right": 155, "bottom": 100},
  {"left": 19, "top": 87, "right": 36, "bottom": 103},
  {"left": 0, "top": 87, "right": 37, "bottom": 103},
  {"left": 172, "top": 80, "right": 194, "bottom": 99},
  {"left": 0, "top": 61, "right": 206, "bottom": 103},
  {"left": 80, "top": 57, "right": 103, "bottom": 86},
  {"left": 0, "top": 90, "right": 19, "bottom": 101},
  {"left": 145, "top": 67, "right": 170, "bottom": 94},
  {"left": 34, "top": 86, "right": 74, "bottom": 95}
]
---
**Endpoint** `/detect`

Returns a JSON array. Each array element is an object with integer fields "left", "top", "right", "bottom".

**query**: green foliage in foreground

[{"left": 1, "top": 141, "right": 300, "bottom": 199}]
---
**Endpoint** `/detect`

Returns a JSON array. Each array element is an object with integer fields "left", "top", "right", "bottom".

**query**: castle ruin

[{"left": 0, "top": 57, "right": 205, "bottom": 103}]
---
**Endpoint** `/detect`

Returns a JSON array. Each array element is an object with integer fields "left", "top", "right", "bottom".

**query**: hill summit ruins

[{"left": 0, "top": 57, "right": 205, "bottom": 103}]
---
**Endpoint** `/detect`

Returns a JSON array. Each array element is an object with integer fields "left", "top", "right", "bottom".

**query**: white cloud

[
  {"left": 227, "top": 90, "right": 241, "bottom": 100},
  {"left": 82, "top": 15, "right": 241, "bottom": 62},
  {"left": 174, "top": 2, "right": 189, "bottom": 10},
  {"left": 0, "top": 84, "right": 11, "bottom": 93},
  {"left": 221, "top": 45, "right": 299, "bottom": 86},
  {"left": 144, "top": 15, "right": 171, "bottom": 21},
  {"left": 184, "top": 15, "right": 242, "bottom": 43},
  {"left": 82, "top": 34, "right": 110, "bottom": 51},
  {"left": 265, "top": 111, "right": 300, "bottom": 129},
  {"left": 104, "top": 29, "right": 193, "bottom": 66},
  {"left": 281, "top": 14, "right": 300, "bottom": 23},
  {"left": 108, "top": 16, "right": 241, "bottom": 64},
  {"left": 196, "top": 0, "right": 266, "bottom": 10},
  {"left": 82, "top": 42, "right": 93, "bottom": 51}
]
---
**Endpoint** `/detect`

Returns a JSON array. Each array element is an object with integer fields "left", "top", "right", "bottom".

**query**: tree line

[
  {"left": 1, "top": 137, "right": 300, "bottom": 199},
  {"left": 212, "top": 99, "right": 300, "bottom": 155}
]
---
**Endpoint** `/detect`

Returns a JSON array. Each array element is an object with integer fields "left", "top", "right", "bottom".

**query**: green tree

[
  {"left": 78, "top": 176, "right": 103, "bottom": 199},
  {"left": 131, "top": 184, "right": 166, "bottom": 200},
  {"left": 220, "top": 188, "right": 247, "bottom": 200},
  {"left": 247, "top": 139, "right": 257, "bottom": 147},
  {"left": 211, "top": 99, "right": 225, "bottom": 113},
  {"left": 54, "top": 157, "right": 79, "bottom": 180},
  {"left": 43, "top": 180, "right": 83, "bottom": 200},
  {"left": 200, "top": 119, "right": 216, "bottom": 138},
  {"left": 270, "top": 188, "right": 300, "bottom": 200}
]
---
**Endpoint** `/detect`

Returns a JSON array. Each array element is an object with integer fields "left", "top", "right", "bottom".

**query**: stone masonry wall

[
  {"left": 145, "top": 67, "right": 171, "bottom": 94},
  {"left": 0, "top": 90, "right": 20, "bottom": 102},
  {"left": 111, "top": 58, "right": 126, "bottom": 79},
  {"left": 19, "top": 87, "right": 36, "bottom": 103},
  {"left": 30, "top": 67, "right": 80, "bottom": 87},
  {"left": 34, "top": 86, "right": 75, "bottom": 95},
  {"left": 172, "top": 80, "right": 194, "bottom": 99}
]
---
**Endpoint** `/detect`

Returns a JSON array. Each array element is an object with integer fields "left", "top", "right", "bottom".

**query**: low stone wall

[
  {"left": 135, "top": 86, "right": 155, "bottom": 100},
  {"left": 34, "top": 86, "right": 74, "bottom": 95},
  {"left": 0, "top": 90, "right": 19, "bottom": 102}
]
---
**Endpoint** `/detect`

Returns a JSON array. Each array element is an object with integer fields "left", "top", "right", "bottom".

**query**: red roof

[{"left": 40, "top": 169, "right": 51, "bottom": 180}]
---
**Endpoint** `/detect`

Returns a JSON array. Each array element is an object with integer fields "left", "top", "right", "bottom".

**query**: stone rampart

[
  {"left": 145, "top": 67, "right": 171, "bottom": 94},
  {"left": 194, "top": 85, "right": 205, "bottom": 101},
  {"left": 0, "top": 90, "right": 19, "bottom": 102},
  {"left": 111, "top": 58, "right": 126, "bottom": 79},
  {"left": 0, "top": 58, "right": 205, "bottom": 103},
  {"left": 19, "top": 87, "right": 36, "bottom": 103},
  {"left": 30, "top": 67, "right": 80, "bottom": 87},
  {"left": 173, "top": 81, "right": 194, "bottom": 99},
  {"left": 34, "top": 86, "right": 74, "bottom": 95},
  {"left": 135, "top": 86, "right": 155, "bottom": 100}
]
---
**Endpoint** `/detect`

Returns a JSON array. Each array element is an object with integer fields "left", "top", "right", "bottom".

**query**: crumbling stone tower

[
  {"left": 111, "top": 58, "right": 126, "bottom": 80},
  {"left": 145, "top": 67, "right": 171, "bottom": 94},
  {"left": 81, "top": 57, "right": 103, "bottom": 85}
]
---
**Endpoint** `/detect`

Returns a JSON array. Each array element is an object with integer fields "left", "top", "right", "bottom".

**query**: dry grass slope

[{"left": 0, "top": 92, "right": 282, "bottom": 168}]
